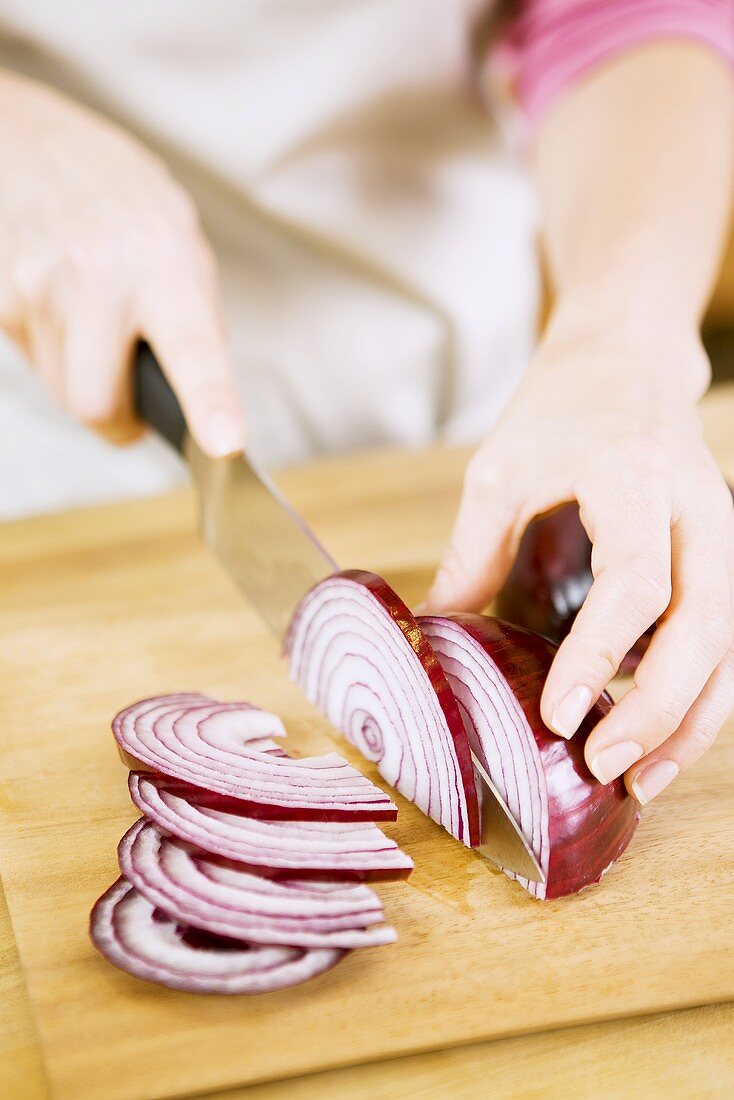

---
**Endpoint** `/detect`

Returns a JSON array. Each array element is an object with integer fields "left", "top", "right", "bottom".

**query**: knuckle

[
  {"left": 609, "top": 434, "right": 671, "bottom": 478},
  {"left": 68, "top": 395, "right": 116, "bottom": 426},
  {"left": 685, "top": 591, "right": 734, "bottom": 655},
  {"left": 144, "top": 216, "right": 186, "bottom": 259},
  {"left": 12, "top": 255, "right": 50, "bottom": 304},
  {"left": 686, "top": 718, "right": 720, "bottom": 756},
  {"left": 701, "top": 611, "right": 734, "bottom": 657},
  {"left": 166, "top": 330, "right": 227, "bottom": 379},
  {"left": 465, "top": 449, "right": 499, "bottom": 495},
  {"left": 584, "top": 642, "right": 620, "bottom": 687},
  {"left": 464, "top": 453, "right": 524, "bottom": 531},
  {"left": 65, "top": 238, "right": 112, "bottom": 279},
  {"left": 616, "top": 559, "right": 672, "bottom": 619},
  {"left": 649, "top": 694, "right": 685, "bottom": 733},
  {"left": 123, "top": 210, "right": 195, "bottom": 270},
  {"left": 436, "top": 545, "right": 472, "bottom": 590}
]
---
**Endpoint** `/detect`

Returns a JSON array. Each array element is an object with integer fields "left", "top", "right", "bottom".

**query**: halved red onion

[
  {"left": 113, "top": 695, "right": 397, "bottom": 821},
  {"left": 90, "top": 878, "right": 344, "bottom": 994},
  {"left": 129, "top": 773, "right": 413, "bottom": 880},
  {"left": 286, "top": 570, "right": 480, "bottom": 845},
  {"left": 119, "top": 819, "right": 396, "bottom": 949},
  {"left": 419, "top": 613, "right": 640, "bottom": 899}
]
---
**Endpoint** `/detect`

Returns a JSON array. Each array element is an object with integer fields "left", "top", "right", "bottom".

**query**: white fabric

[{"left": 0, "top": 0, "right": 538, "bottom": 518}]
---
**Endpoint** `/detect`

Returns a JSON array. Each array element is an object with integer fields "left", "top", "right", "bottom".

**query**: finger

[
  {"left": 624, "top": 645, "right": 734, "bottom": 804},
  {"left": 422, "top": 446, "right": 530, "bottom": 613},
  {"left": 25, "top": 310, "right": 65, "bottom": 403},
  {"left": 62, "top": 296, "right": 141, "bottom": 442},
  {"left": 541, "top": 470, "right": 672, "bottom": 739},
  {"left": 582, "top": 487, "right": 734, "bottom": 785},
  {"left": 138, "top": 239, "right": 245, "bottom": 457}
]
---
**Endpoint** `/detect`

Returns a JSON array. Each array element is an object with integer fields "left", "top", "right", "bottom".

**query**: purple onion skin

[
  {"left": 121, "top": 766, "right": 397, "bottom": 823},
  {"left": 495, "top": 504, "right": 650, "bottom": 672},
  {"left": 439, "top": 614, "right": 640, "bottom": 899},
  {"left": 170, "top": 854, "right": 410, "bottom": 886}
]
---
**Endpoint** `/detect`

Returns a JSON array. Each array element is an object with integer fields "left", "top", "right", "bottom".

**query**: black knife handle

[{"left": 134, "top": 343, "right": 187, "bottom": 454}]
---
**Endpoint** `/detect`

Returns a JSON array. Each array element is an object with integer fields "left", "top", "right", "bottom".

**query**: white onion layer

[
  {"left": 129, "top": 773, "right": 413, "bottom": 878},
  {"left": 119, "top": 819, "right": 396, "bottom": 948},
  {"left": 113, "top": 695, "right": 397, "bottom": 820},
  {"left": 420, "top": 617, "right": 550, "bottom": 898},
  {"left": 287, "top": 576, "right": 477, "bottom": 843},
  {"left": 90, "top": 878, "right": 344, "bottom": 994}
]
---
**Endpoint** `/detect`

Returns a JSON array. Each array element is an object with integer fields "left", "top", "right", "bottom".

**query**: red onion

[
  {"left": 419, "top": 613, "right": 640, "bottom": 899},
  {"left": 494, "top": 505, "right": 594, "bottom": 649},
  {"left": 93, "top": 693, "right": 411, "bottom": 992},
  {"left": 90, "top": 878, "right": 344, "bottom": 994},
  {"left": 118, "top": 819, "right": 397, "bottom": 949},
  {"left": 497, "top": 489, "right": 734, "bottom": 669},
  {"left": 129, "top": 772, "right": 414, "bottom": 880},
  {"left": 286, "top": 570, "right": 480, "bottom": 845},
  {"left": 112, "top": 695, "right": 397, "bottom": 821}
]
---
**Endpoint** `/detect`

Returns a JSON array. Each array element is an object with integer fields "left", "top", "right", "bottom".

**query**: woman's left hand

[{"left": 423, "top": 310, "right": 734, "bottom": 805}]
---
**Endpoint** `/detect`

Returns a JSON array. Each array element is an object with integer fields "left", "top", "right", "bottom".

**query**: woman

[{"left": 0, "top": 1, "right": 732, "bottom": 807}]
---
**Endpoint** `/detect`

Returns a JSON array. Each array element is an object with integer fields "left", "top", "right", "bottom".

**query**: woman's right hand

[{"left": 0, "top": 70, "right": 244, "bottom": 454}]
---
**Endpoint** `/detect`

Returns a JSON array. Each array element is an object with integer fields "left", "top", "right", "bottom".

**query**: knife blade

[
  {"left": 186, "top": 437, "right": 337, "bottom": 637},
  {"left": 471, "top": 753, "right": 545, "bottom": 882},
  {"left": 134, "top": 344, "right": 545, "bottom": 882}
]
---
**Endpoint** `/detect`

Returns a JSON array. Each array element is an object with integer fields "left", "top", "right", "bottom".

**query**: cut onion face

[
  {"left": 90, "top": 878, "right": 345, "bottom": 994},
  {"left": 129, "top": 773, "right": 413, "bottom": 881},
  {"left": 286, "top": 570, "right": 480, "bottom": 846},
  {"left": 119, "top": 819, "right": 397, "bottom": 949},
  {"left": 112, "top": 695, "right": 397, "bottom": 822},
  {"left": 419, "top": 614, "right": 640, "bottom": 899}
]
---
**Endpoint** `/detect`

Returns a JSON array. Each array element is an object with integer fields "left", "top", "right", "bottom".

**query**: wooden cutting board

[{"left": 2, "top": 390, "right": 734, "bottom": 1100}]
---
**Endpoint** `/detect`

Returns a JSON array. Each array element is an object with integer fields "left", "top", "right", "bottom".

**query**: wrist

[{"left": 540, "top": 287, "right": 711, "bottom": 406}]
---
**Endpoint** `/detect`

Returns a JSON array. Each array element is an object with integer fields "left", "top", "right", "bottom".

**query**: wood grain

[
  {"left": 0, "top": 884, "right": 48, "bottom": 1099},
  {"left": 2, "top": 863, "right": 732, "bottom": 1100},
  {"left": 1, "top": 387, "right": 734, "bottom": 1100},
  {"left": 220, "top": 1002, "right": 734, "bottom": 1100}
]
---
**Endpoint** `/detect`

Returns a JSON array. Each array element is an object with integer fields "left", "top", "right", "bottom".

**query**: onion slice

[
  {"left": 129, "top": 773, "right": 413, "bottom": 880},
  {"left": 286, "top": 570, "right": 480, "bottom": 845},
  {"left": 119, "top": 819, "right": 397, "bottom": 948},
  {"left": 90, "top": 878, "right": 344, "bottom": 994},
  {"left": 419, "top": 613, "right": 641, "bottom": 899},
  {"left": 113, "top": 695, "right": 397, "bottom": 821}
]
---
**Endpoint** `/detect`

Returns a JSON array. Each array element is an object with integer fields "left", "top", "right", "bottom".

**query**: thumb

[{"left": 422, "top": 455, "right": 521, "bottom": 613}]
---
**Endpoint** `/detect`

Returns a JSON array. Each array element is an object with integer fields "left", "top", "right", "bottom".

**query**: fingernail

[
  {"left": 205, "top": 414, "right": 244, "bottom": 458},
  {"left": 631, "top": 760, "right": 679, "bottom": 805},
  {"left": 590, "top": 740, "right": 644, "bottom": 785},
  {"left": 550, "top": 685, "right": 592, "bottom": 739}
]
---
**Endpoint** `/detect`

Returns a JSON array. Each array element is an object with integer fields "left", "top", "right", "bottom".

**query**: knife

[{"left": 134, "top": 344, "right": 545, "bottom": 883}]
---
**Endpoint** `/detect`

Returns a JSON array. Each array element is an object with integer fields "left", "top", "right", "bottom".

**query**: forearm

[
  {"left": 534, "top": 41, "right": 734, "bottom": 391},
  {"left": 430, "top": 35, "right": 734, "bottom": 801}
]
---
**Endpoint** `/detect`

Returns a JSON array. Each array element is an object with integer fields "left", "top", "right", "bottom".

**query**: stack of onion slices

[{"left": 90, "top": 693, "right": 411, "bottom": 993}]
